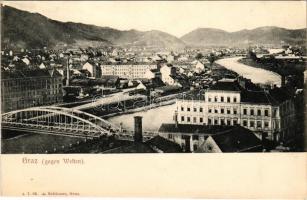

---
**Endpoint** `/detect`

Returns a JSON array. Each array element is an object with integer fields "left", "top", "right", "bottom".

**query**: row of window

[
  {"left": 208, "top": 107, "right": 238, "bottom": 115},
  {"left": 242, "top": 120, "right": 269, "bottom": 128},
  {"left": 208, "top": 118, "right": 238, "bottom": 126},
  {"left": 208, "top": 96, "right": 238, "bottom": 103},
  {"left": 181, "top": 106, "right": 271, "bottom": 117},
  {"left": 181, "top": 116, "right": 204, "bottom": 123},
  {"left": 180, "top": 107, "right": 203, "bottom": 112},
  {"left": 243, "top": 108, "right": 269, "bottom": 117}
]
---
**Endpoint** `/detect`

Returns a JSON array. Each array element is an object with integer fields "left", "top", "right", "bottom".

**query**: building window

[
  {"left": 200, "top": 107, "right": 203, "bottom": 112},
  {"left": 250, "top": 121, "right": 255, "bottom": 128},
  {"left": 209, "top": 109, "right": 212, "bottom": 113},
  {"left": 227, "top": 109, "right": 230, "bottom": 114},
  {"left": 227, "top": 97, "right": 230, "bottom": 102},
  {"left": 214, "top": 109, "right": 218, "bottom": 113},
  {"left": 227, "top": 119, "right": 231, "bottom": 125},
  {"left": 243, "top": 108, "right": 247, "bottom": 115},
  {"left": 243, "top": 120, "right": 248, "bottom": 126},
  {"left": 233, "top": 109, "right": 237, "bottom": 115},
  {"left": 208, "top": 118, "right": 212, "bottom": 125},
  {"left": 214, "top": 96, "right": 218, "bottom": 102},
  {"left": 257, "top": 109, "right": 261, "bottom": 116},
  {"left": 221, "top": 108, "right": 224, "bottom": 114},
  {"left": 181, "top": 107, "right": 184, "bottom": 111},
  {"left": 250, "top": 109, "right": 254, "bottom": 116},
  {"left": 257, "top": 121, "right": 262, "bottom": 128},
  {"left": 221, "top": 119, "right": 225, "bottom": 125},
  {"left": 187, "top": 107, "right": 190, "bottom": 112},
  {"left": 264, "top": 121, "right": 269, "bottom": 128},
  {"left": 221, "top": 96, "right": 224, "bottom": 102},
  {"left": 200, "top": 117, "right": 203, "bottom": 123},
  {"left": 208, "top": 97, "right": 211, "bottom": 102},
  {"left": 234, "top": 97, "right": 237, "bottom": 102},
  {"left": 265, "top": 110, "right": 269, "bottom": 117},
  {"left": 187, "top": 117, "right": 190, "bottom": 122},
  {"left": 214, "top": 119, "right": 218, "bottom": 125},
  {"left": 181, "top": 116, "right": 185, "bottom": 122},
  {"left": 193, "top": 117, "right": 196, "bottom": 123},
  {"left": 193, "top": 144, "right": 198, "bottom": 151},
  {"left": 168, "top": 134, "right": 173, "bottom": 139},
  {"left": 193, "top": 107, "right": 197, "bottom": 112},
  {"left": 233, "top": 119, "right": 238, "bottom": 125}
]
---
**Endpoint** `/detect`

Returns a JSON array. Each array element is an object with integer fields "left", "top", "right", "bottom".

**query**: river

[
  {"left": 107, "top": 103, "right": 177, "bottom": 132},
  {"left": 216, "top": 57, "right": 281, "bottom": 87}
]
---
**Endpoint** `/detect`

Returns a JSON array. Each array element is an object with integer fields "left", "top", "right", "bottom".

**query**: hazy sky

[{"left": 3, "top": 1, "right": 307, "bottom": 37}]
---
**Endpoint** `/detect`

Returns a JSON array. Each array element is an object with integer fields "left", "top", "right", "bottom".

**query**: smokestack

[
  {"left": 66, "top": 57, "right": 70, "bottom": 86},
  {"left": 184, "top": 135, "right": 191, "bottom": 152},
  {"left": 134, "top": 116, "right": 143, "bottom": 143},
  {"left": 261, "top": 132, "right": 268, "bottom": 149}
]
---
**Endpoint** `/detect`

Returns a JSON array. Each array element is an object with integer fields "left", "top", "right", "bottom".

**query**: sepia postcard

[{"left": 0, "top": 1, "right": 306, "bottom": 198}]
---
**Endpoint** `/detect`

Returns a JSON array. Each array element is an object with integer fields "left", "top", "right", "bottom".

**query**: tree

[
  {"left": 208, "top": 53, "right": 216, "bottom": 65},
  {"left": 195, "top": 53, "right": 204, "bottom": 60},
  {"left": 247, "top": 50, "right": 258, "bottom": 62}
]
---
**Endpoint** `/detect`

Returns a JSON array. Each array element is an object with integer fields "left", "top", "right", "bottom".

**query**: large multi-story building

[
  {"left": 174, "top": 79, "right": 296, "bottom": 142},
  {"left": 1, "top": 69, "right": 63, "bottom": 112},
  {"left": 100, "top": 63, "right": 157, "bottom": 79}
]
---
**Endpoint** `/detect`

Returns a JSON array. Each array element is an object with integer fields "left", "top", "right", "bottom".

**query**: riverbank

[
  {"left": 215, "top": 57, "right": 281, "bottom": 87},
  {"left": 103, "top": 99, "right": 176, "bottom": 119},
  {"left": 238, "top": 57, "right": 305, "bottom": 88}
]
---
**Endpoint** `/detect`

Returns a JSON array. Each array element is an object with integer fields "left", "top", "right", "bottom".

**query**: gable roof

[
  {"left": 145, "top": 135, "right": 182, "bottom": 153},
  {"left": 1, "top": 68, "right": 62, "bottom": 79},
  {"left": 209, "top": 126, "right": 262, "bottom": 152}
]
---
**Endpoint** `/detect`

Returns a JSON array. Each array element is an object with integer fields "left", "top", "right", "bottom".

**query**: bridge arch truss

[{"left": 1, "top": 106, "right": 120, "bottom": 138}]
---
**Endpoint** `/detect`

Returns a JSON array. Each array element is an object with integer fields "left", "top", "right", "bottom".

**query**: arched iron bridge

[{"left": 1, "top": 106, "right": 121, "bottom": 138}]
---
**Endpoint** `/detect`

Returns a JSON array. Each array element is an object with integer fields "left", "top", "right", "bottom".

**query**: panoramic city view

[{"left": 1, "top": 1, "right": 306, "bottom": 153}]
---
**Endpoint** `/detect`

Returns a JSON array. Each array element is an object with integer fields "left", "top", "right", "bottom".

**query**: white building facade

[
  {"left": 175, "top": 80, "right": 296, "bottom": 142},
  {"left": 100, "top": 63, "right": 157, "bottom": 79}
]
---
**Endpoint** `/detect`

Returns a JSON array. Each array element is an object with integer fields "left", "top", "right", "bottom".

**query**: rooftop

[
  {"left": 145, "top": 135, "right": 183, "bottom": 153},
  {"left": 209, "top": 80, "right": 242, "bottom": 92},
  {"left": 202, "top": 126, "right": 263, "bottom": 152},
  {"left": 159, "top": 123, "right": 239, "bottom": 135},
  {"left": 102, "top": 143, "right": 156, "bottom": 153},
  {"left": 241, "top": 87, "right": 293, "bottom": 105},
  {"left": 102, "top": 135, "right": 182, "bottom": 153},
  {"left": 1, "top": 68, "right": 62, "bottom": 79}
]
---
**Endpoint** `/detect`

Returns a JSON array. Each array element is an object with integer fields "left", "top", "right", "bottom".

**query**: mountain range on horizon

[{"left": 1, "top": 5, "right": 306, "bottom": 50}]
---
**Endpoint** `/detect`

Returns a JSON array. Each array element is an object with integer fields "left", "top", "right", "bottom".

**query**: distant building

[
  {"left": 1, "top": 69, "right": 63, "bottom": 112},
  {"left": 160, "top": 63, "right": 177, "bottom": 85},
  {"left": 101, "top": 63, "right": 157, "bottom": 79},
  {"left": 82, "top": 62, "right": 101, "bottom": 78},
  {"left": 175, "top": 79, "right": 296, "bottom": 142}
]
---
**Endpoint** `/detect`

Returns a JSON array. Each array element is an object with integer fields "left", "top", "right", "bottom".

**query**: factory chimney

[
  {"left": 134, "top": 116, "right": 143, "bottom": 143},
  {"left": 261, "top": 132, "right": 268, "bottom": 144},
  {"left": 184, "top": 135, "right": 191, "bottom": 152},
  {"left": 66, "top": 56, "right": 71, "bottom": 86}
]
